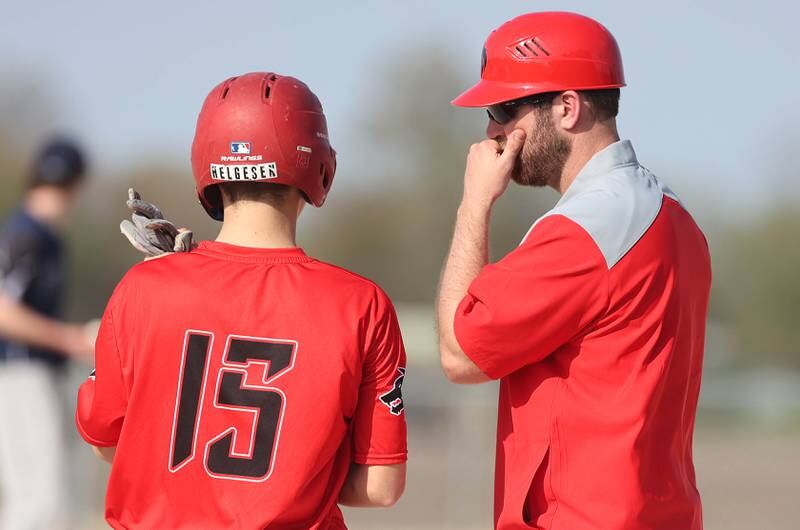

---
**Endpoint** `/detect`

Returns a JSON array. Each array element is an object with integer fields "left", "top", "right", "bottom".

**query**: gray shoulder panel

[{"left": 523, "top": 163, "right": 674, "bottom": 270}]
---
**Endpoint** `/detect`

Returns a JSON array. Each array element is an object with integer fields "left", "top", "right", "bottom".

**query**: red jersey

[
  {"left": 76, "top": 242, "right": 407, "bottom": 529},
  {"left": 455, "top": 141, "right": 710, "bottom": 530}
]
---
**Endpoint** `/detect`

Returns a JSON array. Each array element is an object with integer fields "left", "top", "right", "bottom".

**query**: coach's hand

[
  {"left": 120, "top": 188, "right": 194, "bottom": 258},
  {"left": 462, "top": 129, "right": 526, "bottom": 210}
]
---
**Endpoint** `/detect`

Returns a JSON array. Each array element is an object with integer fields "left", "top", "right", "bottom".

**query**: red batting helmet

[
  {"left": 452, "top": 12, "right": 625, "bottom": 107},
  {"left": 191, "top": 72, "right": 336, "bottom": 220}
]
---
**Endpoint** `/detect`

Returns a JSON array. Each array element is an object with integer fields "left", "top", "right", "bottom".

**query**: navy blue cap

[{"left": 29, "top": 137, "right": 87, "bottom": 187}]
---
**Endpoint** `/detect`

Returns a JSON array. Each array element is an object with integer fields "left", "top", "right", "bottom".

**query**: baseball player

[
  {"left": 0, "top": 138, "right": 97, "bottom": 528},
  {"left": 76, "top": 72, "right": 407, "bottom": 529},
  {"left": 437, "top": 12, "right": 711, "bottom": 530}
]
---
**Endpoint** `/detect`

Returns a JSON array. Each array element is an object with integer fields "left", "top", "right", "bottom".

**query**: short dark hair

[
  {"left": 216, "top": 182, "right": 295, "bottom": 208},
  {"left": 580, "top": 88, "right": 620, "bottom": 121}
]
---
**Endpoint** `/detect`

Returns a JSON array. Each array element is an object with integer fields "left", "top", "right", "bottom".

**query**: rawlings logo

[{"left": 220, "top": 155, "right": 263, "bottom": 162}]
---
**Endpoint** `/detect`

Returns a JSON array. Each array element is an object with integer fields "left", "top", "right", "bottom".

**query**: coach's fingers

[{"left": 499, "top": 129, "right": 526, "bottom": 166}]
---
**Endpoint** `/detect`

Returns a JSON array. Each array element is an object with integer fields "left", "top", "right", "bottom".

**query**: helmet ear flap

[
  {"left": 201, "top": 185, "right": 224, "bottom": 221},
  {"left": 321, "top": 148, "right": 337, "bottom": 201},
  {"left": 320, "top": 162, "right": 329, "bottom": 189}
]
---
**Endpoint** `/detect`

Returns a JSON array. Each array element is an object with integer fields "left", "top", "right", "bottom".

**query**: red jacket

[{"left": 456, "top": 141, "right": 710, "bottom": 530}]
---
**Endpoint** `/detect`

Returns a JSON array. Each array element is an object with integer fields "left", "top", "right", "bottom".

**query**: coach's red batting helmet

[
  {"left": 191, "top": 72, "right": 336, "bottom": 220},
  {"left": 452, "top": 12, "right": 625, "bottom": 107}
]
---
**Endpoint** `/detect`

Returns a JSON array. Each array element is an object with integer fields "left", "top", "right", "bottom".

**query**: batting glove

[{"left": 120, "top": 188, "right": 194, "bottom": 257}]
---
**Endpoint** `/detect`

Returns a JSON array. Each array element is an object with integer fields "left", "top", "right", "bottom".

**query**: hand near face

[{"left": 462, "top": 129, "right": 526, "bottom": 210}]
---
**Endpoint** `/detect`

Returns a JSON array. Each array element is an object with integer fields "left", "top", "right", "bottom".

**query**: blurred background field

[{"left": 2, "top": 0, "right": 799, "bottom": 528}]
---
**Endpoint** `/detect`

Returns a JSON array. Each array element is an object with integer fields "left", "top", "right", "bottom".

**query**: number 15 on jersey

[{"left": 168, "top": 330, "right": 297, "bottom": 482}]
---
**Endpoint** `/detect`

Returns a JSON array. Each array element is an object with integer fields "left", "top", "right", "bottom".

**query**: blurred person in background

[
  {"left": 76, "top": 72, "right": 407, "bottom": 529},
  {"left": 0, "top": 137, "right": 97, "bottom": 529},
  {"left": 437, "top": 12, "right": 711, "bottom": 530}
]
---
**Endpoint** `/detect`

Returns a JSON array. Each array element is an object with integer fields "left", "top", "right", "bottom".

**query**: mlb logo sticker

[{"left": 230, "top": 142, "right": 251, "bottom": 155}]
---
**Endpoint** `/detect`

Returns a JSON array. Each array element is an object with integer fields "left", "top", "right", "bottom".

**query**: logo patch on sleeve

[{"left": 379, "top": 367, "right": 405, "bottom": 416}]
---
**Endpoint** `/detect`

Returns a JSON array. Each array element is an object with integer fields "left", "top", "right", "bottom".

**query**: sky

[{"left": 1, "top": 0, "right": 798, "bottom": 210}]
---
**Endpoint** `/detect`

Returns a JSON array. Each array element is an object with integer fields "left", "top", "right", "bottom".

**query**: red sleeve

[
  {"left": 454, "top": 215, "right": 608, "bottom": 380},
  {"left": 75, "top": 280, "right": 131, "bottom": 447},
  {"left": 351, "top": 289, "right": 408, "bottom": 465}
]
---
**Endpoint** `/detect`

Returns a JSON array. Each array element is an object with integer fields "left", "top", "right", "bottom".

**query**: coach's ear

[{"left": 555, "top": 90, "right": 582, "bottom": 132}]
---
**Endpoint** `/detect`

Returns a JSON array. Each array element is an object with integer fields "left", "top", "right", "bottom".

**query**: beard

[{"left": 510, "top": 109, "right": 572, "bottom": 187}]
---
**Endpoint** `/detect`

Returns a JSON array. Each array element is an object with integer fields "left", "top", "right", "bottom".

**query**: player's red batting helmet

[
  {"left": 452, "top": 12, "right": 625, "bottom": 107},
  {"left": 191, "top": 72, "right": 336, "bottom": 220}
]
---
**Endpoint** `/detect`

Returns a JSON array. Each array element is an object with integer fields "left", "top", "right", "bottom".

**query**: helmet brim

[
  {"left": 452, "top": 79, "right": 555, "bottom": 108},
  {"left": 452, "top": 78, "right": 626, "bottom": 108}
]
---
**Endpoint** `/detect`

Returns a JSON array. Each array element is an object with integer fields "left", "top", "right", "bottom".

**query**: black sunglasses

[{"left": 486, "top": 93, "right": 555, "bottom": 125}]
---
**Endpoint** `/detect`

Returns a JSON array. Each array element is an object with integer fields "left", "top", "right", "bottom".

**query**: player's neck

[{"left": 216, "top": 202, "right": 298, "bottom": 249}]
